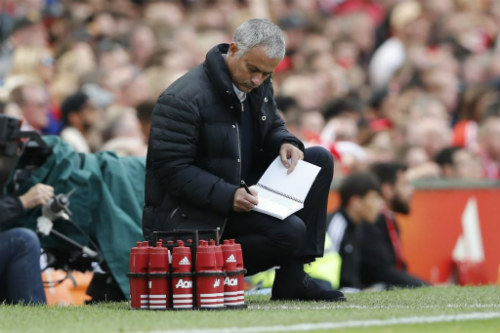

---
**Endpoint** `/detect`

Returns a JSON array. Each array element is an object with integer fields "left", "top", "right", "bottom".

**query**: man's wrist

[{"left": 282, "top": 139, "right": 304, "bottom": 151}]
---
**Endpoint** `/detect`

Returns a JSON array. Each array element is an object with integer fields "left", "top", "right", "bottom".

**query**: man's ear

[
  {"left": 381, "top": 183, "right": 393, "bottom": 201},
  {"left": 228, "top": 42, "right": 239, "bottom": 56}
]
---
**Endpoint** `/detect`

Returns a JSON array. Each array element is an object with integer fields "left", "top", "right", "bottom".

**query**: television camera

[{"left": 0, "top": 114, "right": 103, "bottom": 284}]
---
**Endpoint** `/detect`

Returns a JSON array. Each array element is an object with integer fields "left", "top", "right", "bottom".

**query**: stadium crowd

[{"left": 1, "top": 0, "right": 499, "bottom": 181}]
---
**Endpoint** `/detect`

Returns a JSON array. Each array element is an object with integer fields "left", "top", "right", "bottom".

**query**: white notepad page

[
  {"left": 250, "top": 156, "right": 321, "bottom": 220},
  {"left": 257, "top": 156, "right": 321, "bottom": 202}
]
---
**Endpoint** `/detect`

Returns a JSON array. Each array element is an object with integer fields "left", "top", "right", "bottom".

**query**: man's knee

[
  {"left": 4, "top": 228, "right": 41, "bottom": 255},
  {"left": 275, "top": 216, "right": 307, "bottom": 254},
  {"left": 304, "top": 146, "right": 333, "bottom": 176}
]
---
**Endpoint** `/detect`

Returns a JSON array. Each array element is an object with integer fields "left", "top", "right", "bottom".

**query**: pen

[{"left": 240, "top": 180, "right": 252, "bottom": 195}]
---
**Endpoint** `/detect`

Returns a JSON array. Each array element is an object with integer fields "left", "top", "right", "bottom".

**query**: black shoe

[{"left": 271, "top": 273, "right": 346, "bottom": 302}]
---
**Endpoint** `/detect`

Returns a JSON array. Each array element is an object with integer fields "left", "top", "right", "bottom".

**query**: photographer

[
  {"left": 0, "top": 113, "right": 53, "bottom": 304},
  {"left": 0, "top": 183, "right": 53, "bottom": 304}
]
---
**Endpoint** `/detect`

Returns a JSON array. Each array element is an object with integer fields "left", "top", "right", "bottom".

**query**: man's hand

[
  {"left": 279, "top": 142, "right": 304, "bottom": 174},
  {"left": 233, "top": 187, "right": 259, "bottom": 212},
  {"left": 19, "top": 184, "right": 54, "bottom": 210}
]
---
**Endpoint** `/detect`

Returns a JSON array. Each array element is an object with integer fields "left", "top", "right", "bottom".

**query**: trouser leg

[
  {"left": 223, "top": 212, "right": 306, "bottom": 275},
  {"left": 0, "top": 228, "right": 46, "bottom": 304},
  {"left": 295, "top": 146, "right": 334, "bottom": 260}
]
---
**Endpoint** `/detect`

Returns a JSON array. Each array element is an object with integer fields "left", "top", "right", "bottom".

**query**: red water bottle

[
  {"left": 196, "top": 240, "right": 224, "bottom": 309},
  {"left": 233, "top": 239, "right": 246, "bottom": 307},
  {"left": 211, "top": 240, "right": 225, "bottom": 308},
  {"left": 148, "top": 240, "right": 169, "bottom": 309},
  {"left": 129, "top": 241, "right": 149, "bottom": 309},
  {"left": 171, "top": 240, "right": 193, "bottom": 309},
  {"left": 222, "top": 239, "right": 243, "bottom": 307}
]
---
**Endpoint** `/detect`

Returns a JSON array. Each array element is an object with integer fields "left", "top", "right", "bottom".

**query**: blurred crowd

[{"left": 1, "top": 0, "right": 499, "bottom": 181}]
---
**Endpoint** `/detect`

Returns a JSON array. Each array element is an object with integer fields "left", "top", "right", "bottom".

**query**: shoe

[{"left": 271, "top": 273, "right": 346, "bottom": 302}]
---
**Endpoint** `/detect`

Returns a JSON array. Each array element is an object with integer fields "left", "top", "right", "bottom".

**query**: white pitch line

[
  {"left": 140, "top": 311, "right": 500, "bottom": 333},
  {"left": 250, "top": 303, "right": 500, "bottom": 310}
]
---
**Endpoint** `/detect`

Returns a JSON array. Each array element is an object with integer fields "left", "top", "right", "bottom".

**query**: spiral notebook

[{"left": 250, "top": 156, "right": 321, "bottom": 220}]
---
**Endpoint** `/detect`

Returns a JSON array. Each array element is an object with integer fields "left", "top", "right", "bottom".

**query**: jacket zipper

[
  {"left": 169, "top": 206, "right": 179, "bottom": 220},
  {"left": 236, "top": 101, "right": 243, "bottom": 181}
]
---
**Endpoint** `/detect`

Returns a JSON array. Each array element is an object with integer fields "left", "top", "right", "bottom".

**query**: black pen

[{"left": 240, "top": 180, "right": 252, "bottom": 195}]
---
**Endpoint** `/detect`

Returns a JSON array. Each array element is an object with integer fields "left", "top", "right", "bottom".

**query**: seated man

[
  {"left": 0, "top": 183, "right": 53, "bottom": 304},
  {"left": 326, "top": 172, "right": 383, "bottom": 289},
  {"left": 360, "top": 162, "right": 429, "bottom": 288},
  {"left": 143, "top": 19, "right": 344, "bottom": 301}
]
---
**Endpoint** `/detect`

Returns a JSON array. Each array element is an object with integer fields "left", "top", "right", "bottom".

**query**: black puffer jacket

[{"left": 142, "top": 44, "right": 304, "bottom": 239}]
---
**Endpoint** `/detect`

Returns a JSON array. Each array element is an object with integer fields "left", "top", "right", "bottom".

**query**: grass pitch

[{"left": 0, "top": 286, "right": 498, "bottom": 333}]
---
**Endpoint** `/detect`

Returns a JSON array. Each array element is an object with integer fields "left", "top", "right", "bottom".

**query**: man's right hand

[
  {"left": 233, "top": 187, "right": 259, "bottom": 212},
  {"left": 19, "top": 184, "right": 54, "bottom": 210}
]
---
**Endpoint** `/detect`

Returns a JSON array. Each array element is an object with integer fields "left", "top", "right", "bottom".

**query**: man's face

[
  {"left": 358, "top": 190, "right": 383, "bottom": 223},
  {"left": 22, "top": 85, "right": 49, "bottom": 131},
  {"left": 451, "top": 149, "right": 483, "bottom": 179},
  {"left": 481, "top": 118, "right": 500, "bottom": 161},
  {"left": 226, "top": 43, "right": 281, "bottom": 93},
  {"left": 390, "top": 170, "right": 413, "bottom": 215},
  {"left": 80, "top": 102, "right": 99, "bottom": 132}
]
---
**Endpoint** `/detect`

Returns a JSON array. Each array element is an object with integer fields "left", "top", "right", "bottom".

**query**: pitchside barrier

[{"left": 328, "top": 179, "right": 500, "bottom": 286}]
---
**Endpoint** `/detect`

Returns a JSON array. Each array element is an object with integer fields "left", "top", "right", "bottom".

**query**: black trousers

[{"left": 222, "top": 147, "right": 333, "bottom": 275}]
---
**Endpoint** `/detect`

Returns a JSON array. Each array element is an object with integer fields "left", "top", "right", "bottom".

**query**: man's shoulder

[
  {"left": 158, "top": 65, "right": 225, "bottom": 114},
  {"left": 161, "top": 65, "right": 206, "bottom": 95},
  {"left": 326, "top": 210, "right": 350, "bottom": 253},
  {"left": 329, "top": 210, "right": 348, "bottom": 226}
]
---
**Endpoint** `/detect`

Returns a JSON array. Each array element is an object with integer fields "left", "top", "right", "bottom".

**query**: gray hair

[{"left": 233, "top": 19, "right": 286, "bottom": 59}]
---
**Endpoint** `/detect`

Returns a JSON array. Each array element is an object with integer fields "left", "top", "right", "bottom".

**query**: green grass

[{"left": 0, "top": 286, "right": 499, "bottom": 333}]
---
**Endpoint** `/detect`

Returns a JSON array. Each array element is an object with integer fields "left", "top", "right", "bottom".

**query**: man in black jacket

[
  {"left": 360, "top": 162, "right": 428, "bottom": 288},
  {"left": 144, "top": 19, "right": 344, "bottom": 301}
]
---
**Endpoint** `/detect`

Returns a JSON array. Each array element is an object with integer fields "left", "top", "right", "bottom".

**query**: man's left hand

[
  {"left": 19, "top": 183, "right": 54, "bottom": 210},
  {"left": 279, "top": 142, "right": 304, "bottom": 174}
]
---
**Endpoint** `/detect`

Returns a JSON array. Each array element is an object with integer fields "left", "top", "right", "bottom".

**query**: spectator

[
  {"left": 8, "top": 46, "right": 55, "bottom": 85},
  {"left": 9, "top": 81, "right": 49, "bottom": 133},
  {"left": 100, "top": 105, "right": 147, "bottom": 157},
  {"left": 360, "top": 162, "right": 429, "bottom": 288},
  {"left": 435, "top": 146, "right": 483, "bottom": 179},
  {"left": 0, "top": 12, "right": 48, "bottom": 80},
  {"left": 60, "top": 91, "right": 99, "bottom": 153},
  {"left": 477, "top": 112, "right": 500, "bottom": 179},
  {"left": 129, "top": 24, "right": 157, "bottom": 70},
  {"left": 369, "top": 0, "right": 428, "bottom": 90}
]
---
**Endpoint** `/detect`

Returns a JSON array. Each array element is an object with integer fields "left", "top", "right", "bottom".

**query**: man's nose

[{"left": 251, "top": 75, "right": 264, "bottom": 86}]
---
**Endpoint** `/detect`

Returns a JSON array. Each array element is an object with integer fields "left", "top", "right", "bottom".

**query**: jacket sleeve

[
  {"left": 148, "top": 94, "right": 237, "bottom": 216},
  {"left": 0, "top": 196, "right": 24, "bottom": 225}
]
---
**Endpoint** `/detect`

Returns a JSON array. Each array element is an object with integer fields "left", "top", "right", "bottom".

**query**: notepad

[{"left": 250, "top": 156, "right": 321, "bottom": 220}]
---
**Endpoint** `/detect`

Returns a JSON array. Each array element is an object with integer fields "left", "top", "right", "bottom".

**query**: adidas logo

[
  {"left": 179, "top": 256, "right": 190, "bottom": 265},
  {"left": 225, "top": 254, "right": 237, "bottom": 263}
]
